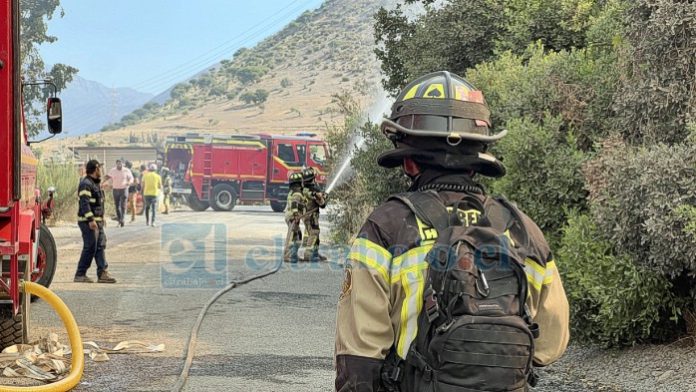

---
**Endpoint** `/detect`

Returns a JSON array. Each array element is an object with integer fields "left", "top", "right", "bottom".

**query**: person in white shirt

[{"left": 104, "top": 159, "right": 134, "bottom": 227}]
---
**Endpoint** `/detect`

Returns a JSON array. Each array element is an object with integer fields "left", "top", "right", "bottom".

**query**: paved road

[
  {"left": 20, "top": 206, "right": 341, "bottom": 391},
  {"left": 1, "top": 205, "right": 643, "bottom": 392}
]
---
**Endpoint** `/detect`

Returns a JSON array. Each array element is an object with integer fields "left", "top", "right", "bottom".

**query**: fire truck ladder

[{"left": 200, "top": 144, "right": 213, "bottom": 201}]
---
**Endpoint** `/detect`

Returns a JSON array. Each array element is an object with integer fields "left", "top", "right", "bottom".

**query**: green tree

[
  {"left": 614, "top": 0, "right": 696, "bottom": 144},
  {"left": 20, "top": 0, "right": 78, "bottom": 136}
]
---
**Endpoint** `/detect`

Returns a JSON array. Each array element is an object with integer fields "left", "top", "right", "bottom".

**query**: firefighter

[
  {"left": 334, "top": 71, "right": 569, "bottom": 391},
  {"left": 300, "top": 167, "right": 327, "bottom": 262},
  {"left": 284, "top": 172, "right": 306, "bottom": 263},
  {"left": 74, "top": 159, "right": 117, "bottom": 284},
  {"left": 161, "top": 167, "right": 173, "bottom": 214}
]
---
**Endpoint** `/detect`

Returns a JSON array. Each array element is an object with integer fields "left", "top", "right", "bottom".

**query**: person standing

[
  {"left": 301, "top": 167, "right": 327, "bottom": 262},
  {"left": 284, "top": 173, "right": 306, "bottom": 263},
  {"left": 104, "top": 159, "right": 133, "bottom": 227},
  {"left": 74, "top": 159, "right": 117, "bottom": 283},
  {"left": 334, "top": 71, "right": 569, "bottom": 391},
  {"left": 161, "top": 167, "right": 173, "bottom": 214},
  {"left": 125, "top": 161, "right": 139, "bottom": 222},
  {"left": 141, "top": 163, "right": 162, "bottom": 227}
]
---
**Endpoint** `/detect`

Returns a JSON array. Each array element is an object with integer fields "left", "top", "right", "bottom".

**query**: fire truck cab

[{"left": 164, "top": 133, "right": 328, "bottom": 212}]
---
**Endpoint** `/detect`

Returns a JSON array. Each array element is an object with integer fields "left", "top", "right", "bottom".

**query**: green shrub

[
  {"left": 558, "top": 212, "right": 680, "bottom": 347},
  {"left": 37, "top": 161, "right": 82, "bottom": 223},
  {"left": 490, "top": 115, "right": 588, "bottom": 245},
  {"left": 585, "top": 137, "right": 696, "bottom": 279}
]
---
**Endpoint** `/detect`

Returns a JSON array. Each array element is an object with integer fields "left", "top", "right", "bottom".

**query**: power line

[
  {"left": 129, "top": 0, "right": 315, "bottom": 93},
  {"left": 63, "top": 0, "right": 321, "bottom": 127}
]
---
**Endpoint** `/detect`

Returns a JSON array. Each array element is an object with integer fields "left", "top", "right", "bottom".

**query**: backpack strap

[
  {"left": 490, "top": 196, "right": 531, "bottom": 251},
  {"left": 389, "top": 190, "right": 450, "bottom": 232}
]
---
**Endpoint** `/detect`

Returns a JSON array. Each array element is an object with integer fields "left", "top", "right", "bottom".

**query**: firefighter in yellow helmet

[
  {"left": 334, "top": 71, "right": 569, "bottom": 391},
  {"left": 284, "top": 172, "right": 306, "bottom": 263}
]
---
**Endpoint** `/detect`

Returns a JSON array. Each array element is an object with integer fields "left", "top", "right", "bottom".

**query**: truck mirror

[{"left": 47, "top": 97, "right": 62, "bottom": 134}]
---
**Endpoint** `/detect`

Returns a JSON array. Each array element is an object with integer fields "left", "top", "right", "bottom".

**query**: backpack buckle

[
  {"left": 389, "top": 366, "right": 402, "bottom": 383},
  {"left": 424, "top": 287, "right": 439, "bottom": 323},
  {"left": 423, "top": 365, "right": 433, "bottom": 382}
]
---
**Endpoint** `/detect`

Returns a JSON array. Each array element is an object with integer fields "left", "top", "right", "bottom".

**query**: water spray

[{"left": 325, "top": 91, "right": 392, "bottom": 194}]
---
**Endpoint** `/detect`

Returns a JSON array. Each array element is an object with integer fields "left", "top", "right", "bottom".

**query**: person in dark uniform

[
  {"left": 301, "top": 167, "right": 327, "bottom": 262},
  {"left": 74, "top": 159, "right": 117, "bottom": 283}
]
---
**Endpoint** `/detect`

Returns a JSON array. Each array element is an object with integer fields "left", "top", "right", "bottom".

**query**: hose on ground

[
  {"left": 0, "top": 281, "right": 84, "bottom": 392},
  {"left": 171, "top": 265, "right": 282, "bottom": 392}
]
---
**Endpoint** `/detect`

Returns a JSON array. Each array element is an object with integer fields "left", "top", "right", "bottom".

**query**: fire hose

[
  {"left": 171, "top": 266, "right": 282, "bottom": 392},
  {"left": 0, "top": 281, "right": 84, "bottom": 392}
]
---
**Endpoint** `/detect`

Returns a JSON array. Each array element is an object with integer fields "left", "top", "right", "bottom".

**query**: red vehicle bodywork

[
  {"left": 0, "top": 0, "right": 56, "bottom": 316},
  {"left": 164, "top": 133, "right": 328, "bottom": 211}
]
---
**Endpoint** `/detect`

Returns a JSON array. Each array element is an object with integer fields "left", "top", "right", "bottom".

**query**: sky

[{"left": 39, "top": 0, "right": 325, "bottom": 95}]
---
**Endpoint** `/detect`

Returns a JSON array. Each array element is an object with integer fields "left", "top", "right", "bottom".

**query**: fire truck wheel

[
  {"left": 187, "top": 192, "right": 210, "bottom": 212},
  {"left": 0, "top": 308, "right": 23, "bottom": 349},
  {"left": 32, "top": 224, "right": 57, "bottom": 301},
  {"left": 270, "top": 200, "right": 286, "bottom": 213},
  {"left": 211, "top": 184, "right": 238, "bottom": 212}
]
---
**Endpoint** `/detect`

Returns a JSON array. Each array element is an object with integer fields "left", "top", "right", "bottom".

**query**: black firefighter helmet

[
  {"left": 378, "top": 71, "right": 506, "bottom": 177},
  {"left": 301, "top": 167, "right": 316, "bottom": 184},
  {"left": 289, "top": 172, "right": 303, "bottom": 186}
]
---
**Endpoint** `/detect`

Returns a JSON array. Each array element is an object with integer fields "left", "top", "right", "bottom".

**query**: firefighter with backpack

[{"left": 334, "top": 71, "right": 569, "bottom": 391}]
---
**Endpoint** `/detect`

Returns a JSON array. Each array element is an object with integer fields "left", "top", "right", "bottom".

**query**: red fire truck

[
  {"left": 164, "top": 133, "right": 328, "bottom": 212},
  {"left": 0, "top": 0, "right": 60, "bottom": 347}
]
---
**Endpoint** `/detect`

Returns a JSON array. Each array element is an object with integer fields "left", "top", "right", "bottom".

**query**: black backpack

[{"left": 382, "top": 190, "right": 539, "bottom": 392}]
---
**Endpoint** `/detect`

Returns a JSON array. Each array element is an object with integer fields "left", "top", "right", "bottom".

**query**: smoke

[{"left": 325, "top": 89, "right": 392, "bottom": 194}]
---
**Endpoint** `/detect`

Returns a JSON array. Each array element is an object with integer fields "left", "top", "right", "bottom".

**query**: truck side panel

[{"left": 0, "top": 0, "right": 17, "bottom": 208}]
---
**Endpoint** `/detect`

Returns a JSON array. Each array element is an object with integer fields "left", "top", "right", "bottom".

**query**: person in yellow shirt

[{"left": 141, "top": 163, "right": 162, "bottom": 227}]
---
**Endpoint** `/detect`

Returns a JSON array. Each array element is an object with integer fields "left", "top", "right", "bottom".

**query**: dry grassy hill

[{"left": 47, "top": 0, "right": 393, "bottom": 153}]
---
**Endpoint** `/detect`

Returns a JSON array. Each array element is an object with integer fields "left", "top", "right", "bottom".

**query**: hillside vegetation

[{"left": 62, "top": 0, "right": 393, "bottom": 150}]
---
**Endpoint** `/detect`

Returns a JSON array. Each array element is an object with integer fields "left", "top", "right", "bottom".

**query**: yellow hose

[{"left": 0, "top": 281, "right": 84, "bottom": 392}]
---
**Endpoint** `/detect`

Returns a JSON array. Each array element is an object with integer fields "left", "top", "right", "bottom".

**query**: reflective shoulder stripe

[
  {"left": 524, "top": 258, "right": 556, "bottom": 291},
  {"left": 349, "top": 238, "right": 392, "bottom": 282},
  {"left": 543, "top": 260, "right": 557, "bottom": 285},
  {"left": 392, "top": 244, "right": 432, "bottom": 359},
  {"left": 391, "top": 245, "right": 431, "bottom": 285},
  {"left": 79, "top": 189, "right": 92, "bottom": 197}
]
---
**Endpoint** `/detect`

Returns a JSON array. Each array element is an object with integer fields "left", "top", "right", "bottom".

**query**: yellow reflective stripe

[
  {"left": 84, "top": 212, "right": 94, "bottom": 218},
  {"left": 396, "top": 268, "right": 427, "bottom": 358},
  {"left": 349, "top": 238, "right": 392, "bottom": 282},
  {"left": 79, "top": 190, "right": 92, "bottom": 197},
  {"left": 524, "top": 258, "right": 546, "bottom": 291},
  {"left": 78, "top": 216, "right": 102, "bottom": 222},
  {"left": 392, "top": 244, "right": 431, "bottom": 358},
  {"left": 391, "top": 245, "right": 431, "bottom": 284},
  {"left": 402, "top": 83, "right": 421, "bottom": 100},
  {"left": 543, "top": 260, "right": 557, "bottom": 285},
  {"left": 89, "top": 198, "right": 97, "bottom": 203}
]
